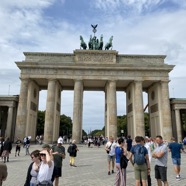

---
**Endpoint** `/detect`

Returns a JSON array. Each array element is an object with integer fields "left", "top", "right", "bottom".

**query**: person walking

[
  {"left": 24, "top": 150, "right": 41, "bottom": 186},
  {"left": 129, "top": 136, "right": 150, "bottom": 186},
  {"left": 51, "top": 142, "right": 66, "bottom": 186},
  {"left": 68, "top": 140, "right": 79, "bottom": 167},
  {"left": 1, "top": 137, "right": 12, "bottom": 163},
  {"left": 0, "top": 162, "right": 8, "bottom": 186},
  {"left": 168, "top": 137, "right": 184, "bottom": 181},
  {"left": 114, "top": 137, "right": 128, "bottom": 186},
  {"left": 105, "top": 136, "right": 117, "bottom": 175},
  {"left": 15, "top": 137, "right": 22, "bottom": 157},
  {"left": 152, "top": 135, "right": 169, "bottom": 186}
]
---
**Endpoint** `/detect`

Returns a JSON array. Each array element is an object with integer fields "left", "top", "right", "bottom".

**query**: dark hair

[
  {"left": 118, "top": 138, "right": 124, "bottom": 144},
  {"left": 135, "top": 136, "right": 142, "bottom": 143},
  {"left": 128, "top": 135, "right": 131, "bottom": 139},
  {"left": 30, "top": 150, "right": 40, "bottom": 158},
  {"left": 141, "top": 136, "right": 144, "bottom": 141},
  {"left": 156, "top": 135, "right": 163, "bottom": 140}
]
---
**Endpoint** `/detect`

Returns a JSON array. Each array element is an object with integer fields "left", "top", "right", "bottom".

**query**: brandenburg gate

[{"left": 15, "top": 49, "right": 174, "bottom": 143}]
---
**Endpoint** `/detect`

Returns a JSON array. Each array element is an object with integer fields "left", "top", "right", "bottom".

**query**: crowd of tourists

[
  {"left": 105, "top": 135, "right": 186, "bottom": 186},
  {"left": 0, "top": 134, "right": 186, "bottom": 185}
]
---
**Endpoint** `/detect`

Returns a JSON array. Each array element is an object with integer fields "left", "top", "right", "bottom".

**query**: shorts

[
  {"left": 134, "top": 163, "right": 147, "bottom": 180},
  {"left": 172, "top": 158, "right": 181, "bottom": 166},
  {"left": 155, "top": 165, "right": 167, "bottom": 182},
  {"left": 107, "top": 155, "right": 115, "bottom": 162},
  {"left": 53, "top": 166, "right": 62, "bottom": 177}
]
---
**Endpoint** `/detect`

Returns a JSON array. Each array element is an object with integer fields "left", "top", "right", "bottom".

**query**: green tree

[
  {"left": 37, "top": 110, "right": 45, "bottom": 135},
  {"left": 144, "top": 112, "right": 150, "bottom": 136},
  {"left": 117, "top": 115, "right": 127, "bottom": 137},
  {"left": 59, "top": 114, "right": 73, "bottom": 137}
]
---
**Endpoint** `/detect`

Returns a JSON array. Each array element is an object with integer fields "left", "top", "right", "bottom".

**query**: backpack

[
  {"left": 134, "top": 145, "right": 146, "bottom": 165},
  {"left": 120, "top": 154, "right": 128, "bottom": 169},
  {"left": 67, "top": 144, "right": 73, "bottom": 154}
]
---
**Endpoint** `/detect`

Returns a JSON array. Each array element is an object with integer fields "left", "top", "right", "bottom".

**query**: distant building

[{"left": 0, "top": 95, "right": 18, "bottom": 141}]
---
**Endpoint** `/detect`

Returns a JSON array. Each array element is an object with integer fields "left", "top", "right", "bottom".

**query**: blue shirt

[
  {"left": 115, "top": 146, "right": 123, "bottom": 163},
  {"left": 169, "top": 142, "right": 183, "bottom": 159}
]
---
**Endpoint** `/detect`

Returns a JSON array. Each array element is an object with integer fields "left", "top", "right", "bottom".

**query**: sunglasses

[
  {"left": 31, "top": 156, "right": 35, "bottom": 159},
  {"left": 40, "top": 153, "right": 46, "bottom": 156}
]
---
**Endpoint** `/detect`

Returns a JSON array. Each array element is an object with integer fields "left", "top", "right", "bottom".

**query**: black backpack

[{"left": 67, "top": 144, "right": 73, "bottom": 154}]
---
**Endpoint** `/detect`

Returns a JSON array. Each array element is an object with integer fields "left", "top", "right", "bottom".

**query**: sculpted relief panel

[{"left": 75, "top": 53, "right": 115, "bottom": 63}]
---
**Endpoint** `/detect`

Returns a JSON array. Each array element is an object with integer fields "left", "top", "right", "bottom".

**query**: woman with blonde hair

[{"left": 68, "top": 140, "right": 79, "bottom": 167}]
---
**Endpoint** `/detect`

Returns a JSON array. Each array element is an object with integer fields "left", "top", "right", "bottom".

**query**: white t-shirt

[
  {"left": 106, "top": 141, "right": 117, "bottom": 156},
  {"left": 37, "top": 161, "right": 54, "bottom": 182},
  {"left": 145, "top": 142, "right": 152, "bottom": 163}
]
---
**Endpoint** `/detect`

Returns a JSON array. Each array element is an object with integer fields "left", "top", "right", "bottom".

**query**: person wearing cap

[
  {"left": 168, "top": 137, "right": 185, "bottom": 181},
  {"left": 51, "top": 142, "right": 65, "bottom": 186},
  {"left": 37, "top": 148, "right": 54, "bottom": 186}
]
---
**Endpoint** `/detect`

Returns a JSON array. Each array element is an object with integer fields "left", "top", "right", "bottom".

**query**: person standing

[
  {"left": 37, "top": 149, "right": 54, "bottom": 186},
  {"left": 105, "top": 136, "right": 117, "bottom": 175},
  {"left": 51, "top": 142, "right": 66, "bottom": 186},
  {"left": 0, "top": 137, "right": 4, "bottom": 161},
  {"left": 0, "top": 162, "right": 8, "bottom": 186},
  {"left": 168, "top": 137, "right": 184, "bottom": 180},
  {"left": 25, "top": 137, "right": 30, "bottom": 155},
  {"left": 114, "top": 137, "right": 127, "bottom": 186},
  {"left": 129, "top": 136, "right": 150, "bottom": 186},
  {"left": 24, "top": 150, "right": 41, "bottom": 186},
  {"left": 15, "top": 137, "right": 22, "bottom": 157},
  {"left": 68, "top": 140, "right": 79, "bottom": 167},
  {"left": 2, "top": 137, "right": 12, "bottom": 163},
  {"left": 126, "top": 135, "right": 133, "bottom": 153},
  {"left": 152, "top": 135, "right": 168, "bottom": 186}
]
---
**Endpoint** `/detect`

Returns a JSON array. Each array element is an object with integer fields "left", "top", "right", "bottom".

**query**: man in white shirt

[
  {"left": 105, "top": 136, "right": 117, "bottom": 175},
  {"left": 57, "top": 136, "right": 63, "bottom": 144}
]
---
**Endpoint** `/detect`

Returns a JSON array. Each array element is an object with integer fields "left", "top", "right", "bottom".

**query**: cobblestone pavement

[{"left": 2, "top": 144, "right": 186, "bottom": 186}]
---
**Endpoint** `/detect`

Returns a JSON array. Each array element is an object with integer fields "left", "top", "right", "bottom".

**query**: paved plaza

[{"left": 2, "top": 143, "right": 186, "bottom": 186}]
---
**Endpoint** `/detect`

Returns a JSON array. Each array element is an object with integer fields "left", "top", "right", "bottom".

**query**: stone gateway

[{"left": 14, "top": 49, "right": 174, "bottom": 143}]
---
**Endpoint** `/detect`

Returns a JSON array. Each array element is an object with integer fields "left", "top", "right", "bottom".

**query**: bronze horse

[
  {"left": 105, "top": 36, "right": 113, "bottom": 50},
  {"left": 80, "top": 35, "right": 87, "bottom": 50}
]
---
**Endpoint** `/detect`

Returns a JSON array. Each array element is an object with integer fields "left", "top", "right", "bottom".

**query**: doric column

[
  {"left": 15, "top": 78, "right": 29, "bottom": 140},
  {"left": 106, "top": 80, "right": 117, "bottom": 139},
  {"left": 6, "top": 106, "right": 14, "bottom": 138},
  {"left": 161, "top": 81, "right": 172, "bottom": 140},
  {"left": 175, "top": 109, "right": 182, "bottom": 142},
  {"left": 104, "top": 90, "right": 108, "bottom": 137},
  {"left": 134, "top": 81, "right": 144, "bottom": 136},
  {"left": 44, "top": 79, "right": 56, "bottom": 143},
  {"left": 72, "top": 80, "right": 83, "bottom": 143}
]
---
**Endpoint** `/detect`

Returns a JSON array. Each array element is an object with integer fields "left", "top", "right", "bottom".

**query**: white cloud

[{"left": 1, "top": 1, "right": 186, "bottom": 132}]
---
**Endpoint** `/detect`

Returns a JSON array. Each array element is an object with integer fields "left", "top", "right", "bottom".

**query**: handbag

[
  {"left": 120, "top": 154, "right": 128, "bottom": 169},
  {"left": 106, "top": 143, "right": 112, "bottom": 154}
]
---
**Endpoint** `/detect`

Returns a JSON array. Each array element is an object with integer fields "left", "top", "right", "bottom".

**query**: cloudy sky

[{"left": 0, "top": 0, "right": 186, "bottom": 133}]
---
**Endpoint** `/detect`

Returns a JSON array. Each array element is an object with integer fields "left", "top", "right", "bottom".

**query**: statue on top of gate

[{"left": 80, "top": 24, "right": 113, "bottom": 50}]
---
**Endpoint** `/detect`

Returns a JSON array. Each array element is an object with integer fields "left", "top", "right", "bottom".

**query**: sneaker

[
  {"left": 112, "top": 170, "right": 114, "bottom": 174},
  {"left": 176, "top": 175, "right": 180, "bottom": 180},
  {"left": 108, "top": 171, "right": 110, "bottom": 175}
]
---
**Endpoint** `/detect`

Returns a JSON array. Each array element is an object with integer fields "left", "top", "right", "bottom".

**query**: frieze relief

[
  {"left": 75, "top": 53, "right": 115, "bottom": 63},
  {"left": 22, "top": 68, "right": 169, "bottom": 79}
]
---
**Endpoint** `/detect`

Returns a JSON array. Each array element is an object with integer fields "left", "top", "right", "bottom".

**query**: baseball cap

[{"left": 42, "top": 144, "right": 50, "bottom": 149}]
